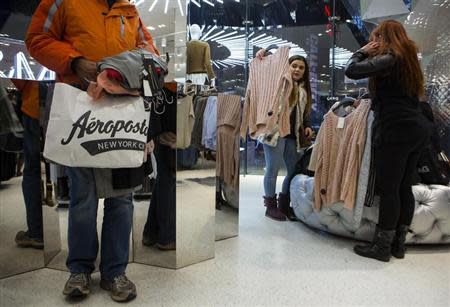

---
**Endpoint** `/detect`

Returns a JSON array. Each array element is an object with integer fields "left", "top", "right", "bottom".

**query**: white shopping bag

[{"left": 44, "top": 83, "right": 149, "bottom": 168}]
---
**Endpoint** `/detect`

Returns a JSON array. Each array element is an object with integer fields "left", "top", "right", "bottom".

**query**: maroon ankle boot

[{"left": 264, "top": 195, "right": 286, "bottom": 221}]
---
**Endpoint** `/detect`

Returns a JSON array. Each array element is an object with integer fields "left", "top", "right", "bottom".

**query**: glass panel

[
  {"left": 0, "top": 78, "right": 45, "bottom": 278},
  {"left": 0, "top": 1, "right": 55, "bottom": 81}
]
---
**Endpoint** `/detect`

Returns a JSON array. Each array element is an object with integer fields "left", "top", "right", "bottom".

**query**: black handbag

[
  {"left": 417, "top": 146, "right": 450, "bottom": 185},
  {"left": 416, "top": 102, "right": 450, "bottom": 185}
]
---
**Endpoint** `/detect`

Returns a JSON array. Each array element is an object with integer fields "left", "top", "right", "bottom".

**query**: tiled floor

[{"left": 0, "top": 175, "right": 449, "bottom": 306}]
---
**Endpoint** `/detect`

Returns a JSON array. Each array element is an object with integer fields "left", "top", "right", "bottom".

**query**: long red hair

[{"left": 369, "top": 20, "right": 424, "bottom": 97}]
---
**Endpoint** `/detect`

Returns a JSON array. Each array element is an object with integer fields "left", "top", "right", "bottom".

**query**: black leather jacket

[
  {"left": 344, "top": 49, "right": 427, "bottom": 146},
  {"left": 344, "top": 49, "right": 396, "bottom": 80}
]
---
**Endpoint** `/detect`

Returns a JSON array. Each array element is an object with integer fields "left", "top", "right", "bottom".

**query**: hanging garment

[
  {"left": 177, "top": 146, "right": 199, "bottom": 169},
  {"left": 186, "top": 73, "right": 209, "bottom": 85},
  {"left": 176, "top": 95, "right": 195, "bottom": 149},
  {"left": 201, "top": 95, "right": 218, "bottom": 151},
  {"left": 240, "top": 46, "right": 292, "bottom": 140},
  {"left": 0, "top": 86, "right": 24, "bottom": 153},
  {"left": 308, "top": 99, "right": 371, "bottom": 211},
  {"left": 0, "top": 149, "right": 17, "bottom": 182},
  {"left": 216, "top": 94, "right": 241, "bottom": 188},
  {"left": 186, "top": 40, "right": 215, "bottom": 80},
  {"left": 191, "top": 96, "right": 209, "bottom": 149},
  {"left": 0, "top": 86, "right": 23, "bottom": 137},
  {"left": 352, "top": 110, "right": 374, "bottom": 226}
]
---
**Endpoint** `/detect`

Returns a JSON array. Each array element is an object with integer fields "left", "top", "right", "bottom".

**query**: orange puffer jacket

[{"left": 25, "top": 0, "right": 158, "bottom": 85}]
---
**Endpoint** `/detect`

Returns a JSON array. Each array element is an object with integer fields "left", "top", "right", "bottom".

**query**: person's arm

[
  {"left": 344, "top": 50, "right": 396, "bottom": 80},
  {"left": 25, "top": 0, "right": 83, "bottom": 75},
  {"left": 204, "top": 44, "right": 215, "bottom": 81},
  {"left": 303, "top": 101, "right": 312, "bottom": 129},
  {"left": 136, "top": 18, "right": 159, "bottom": 55}
]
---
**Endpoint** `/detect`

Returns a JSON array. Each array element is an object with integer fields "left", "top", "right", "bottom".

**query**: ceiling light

[
  {"left": 201, "top": 25, "right": 218, "bottom": 40},
  {"left": 164, "top": 0, "right": 169, "bottom": 13},
  {"left": 149, "top": 0, "right": 158, "bottom": 12},
  {"left": 318, "top": 33, "right": 323, "bottom": 36},
  {"left": 177, "top": 0, "right": 184, "bottom": 16},
  {"left": 191, "top": 0, "right": 201, "bottom": 7},
  {"left": 147, "top": 26, "right": 156, "bottom": 30},
  {"left": 158, "top": 24, "right": 166, "bottom": 28},
  {"left": 203, "top": 0, "right": 214, "bottom": 7}
]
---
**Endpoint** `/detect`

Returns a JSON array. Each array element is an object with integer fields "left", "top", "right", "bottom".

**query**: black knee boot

[
  {"left": 354, "top": 226, "right": 395, "bottom": 262},
  {"left": 391, "top": 225, "right": 409, "bottom": 259}
]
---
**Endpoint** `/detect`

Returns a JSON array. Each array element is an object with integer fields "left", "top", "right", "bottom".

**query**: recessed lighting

[
  {"left": 318, "top": 33, "right": 323, "bottom": 36},
  {"left": 147, "top": 26, "right": 155, "bottom": 30},
  {"left": 158, "top": 24, "right": 166, "bottom": 28},
  {"left": 149, "top": 0, "right": 158, "bottom": 12},
  {"left": 203, "top": 0, "right": 214, "bottom": 7}
]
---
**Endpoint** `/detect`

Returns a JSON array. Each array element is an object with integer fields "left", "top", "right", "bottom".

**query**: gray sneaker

[
  {"left": 15, "top": 231, "right": 44, "bottom": 249},
  {"left": 100, "top": 274, "right": 137, "bottom": 302},
  {"left": 63, "top": 273, "right": 91, "bottom": 297}
]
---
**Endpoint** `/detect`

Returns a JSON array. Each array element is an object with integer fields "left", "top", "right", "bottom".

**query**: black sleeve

[
  {"left": 344, "top": 50, "right": 396, "bottom": 80},
  {"left": 264, "top": 44, "right": 279, "bottom": 56},
  {"left": 303, "top": 111, "right": 312, "bottom": 129}
]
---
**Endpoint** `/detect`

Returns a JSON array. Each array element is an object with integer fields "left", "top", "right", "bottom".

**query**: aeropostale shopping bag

[{"left": 44, "top": 83, "right": 149, "bottom": 168}]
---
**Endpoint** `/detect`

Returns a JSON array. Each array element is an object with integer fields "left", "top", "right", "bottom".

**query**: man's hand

[
  {"left": 72, "top": 57, "right": 97, "bottom": 83},
  {"left": 158, "top": 132, "right": 176, "bottom": 149}
]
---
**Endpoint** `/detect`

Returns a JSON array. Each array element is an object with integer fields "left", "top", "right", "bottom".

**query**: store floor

[{"left": 1, "top": 175, "right": 449, "bottom": 306}]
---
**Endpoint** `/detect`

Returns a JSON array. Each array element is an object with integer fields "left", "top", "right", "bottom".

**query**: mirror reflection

[
  {"left": 215, "top": 92, "right": 240, "bottom": 240},
  {"left": 134, "top": 83, "right": 177, "bottom": 269},
  {"left": 186, "top": 24, "right": 216, "bottom": 85},
  {"left": 0, "top": 78, "right": 45, "bottom": 278}
]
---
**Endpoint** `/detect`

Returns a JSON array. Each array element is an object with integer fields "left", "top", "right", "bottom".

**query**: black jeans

[
  {"left": 375, "top": 139, "right": 426, "bottom": 230},
  {"left": 143, "top": 144, "right": 176, "bottom": 245}
]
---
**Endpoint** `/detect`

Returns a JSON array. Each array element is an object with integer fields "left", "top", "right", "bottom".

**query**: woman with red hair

[{"left": 345, "top": 20, "right": 430, "bottom": 262}]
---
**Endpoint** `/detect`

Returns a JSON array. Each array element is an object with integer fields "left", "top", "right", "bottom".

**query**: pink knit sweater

[
  {"left": 309, "top": 100, "right": 371, "bottom": 211},
  {"left": 240, "top": 46, "right": 292, "bottom": 139}
]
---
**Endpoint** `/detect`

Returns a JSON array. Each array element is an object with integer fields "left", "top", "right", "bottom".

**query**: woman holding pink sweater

[{"left": 255, "top": 49, "right": 314, "bottom": 221}]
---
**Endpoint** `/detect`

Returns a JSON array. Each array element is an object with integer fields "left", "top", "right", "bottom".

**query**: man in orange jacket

[{"left": 26, "top": 0, "right": 158, "bottom": 302}]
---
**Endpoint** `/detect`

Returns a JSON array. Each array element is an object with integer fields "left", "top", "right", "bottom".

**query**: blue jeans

[
  {"left": 263, "top": 138, "right": 302, "bottom": 197},
  {"left": 22, "top": 114, "right": 43, "bottom": 239},
  {"left": 66, "top": 167, "right": 133, "bottom": 280}
]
